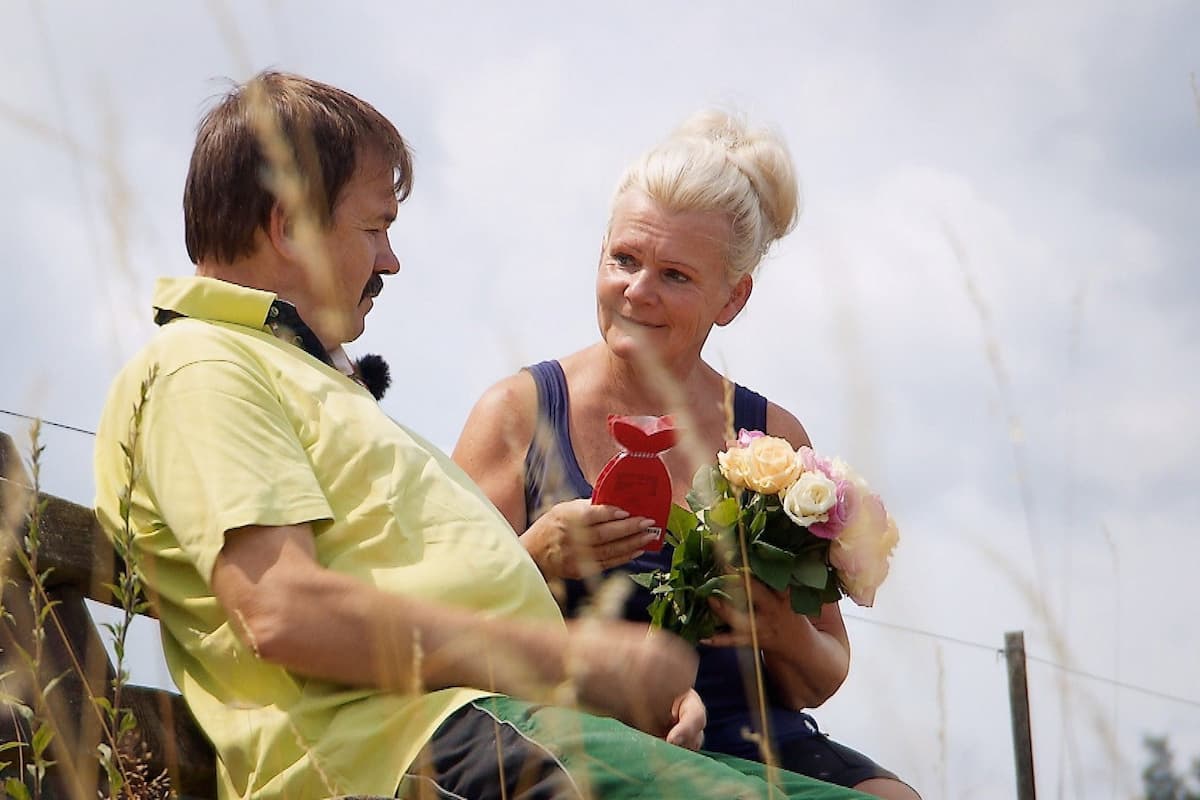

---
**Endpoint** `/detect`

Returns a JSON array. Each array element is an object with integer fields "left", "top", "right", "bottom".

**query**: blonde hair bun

[{"left": 612, "top": 109, "right": 801, "bottom": 278}]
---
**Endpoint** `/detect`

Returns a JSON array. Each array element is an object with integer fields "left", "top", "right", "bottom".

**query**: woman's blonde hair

[{"left": 611, "top": 110, "right": 800, "bottom": 279}]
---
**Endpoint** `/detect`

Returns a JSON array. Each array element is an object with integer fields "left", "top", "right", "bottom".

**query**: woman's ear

[{"left": 716, "top": 274, "right": 753, "bottom": 326}]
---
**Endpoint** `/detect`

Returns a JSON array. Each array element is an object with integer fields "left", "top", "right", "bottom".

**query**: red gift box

[{"left": 591, "top": 415, "right": 677, "bottom": 552}]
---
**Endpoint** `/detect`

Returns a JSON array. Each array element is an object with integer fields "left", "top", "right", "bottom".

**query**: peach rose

[
  {"left": 743, "top": 435, "right": 802, "bottom": 495},
  {"left": 717, "top": 445, "right": 753, "bottom": 489}
]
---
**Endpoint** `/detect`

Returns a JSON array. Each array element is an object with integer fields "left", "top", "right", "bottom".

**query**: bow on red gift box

[{"left": 591, "top": 415, "right": 678, "bottom": 552}]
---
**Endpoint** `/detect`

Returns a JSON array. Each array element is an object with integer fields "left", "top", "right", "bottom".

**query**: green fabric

[
  {"left": 463, "top": 697, "right": 874, "bottom": 799},
  {"left": 95, "top": 276, "right": 565, "bottom": 800}
]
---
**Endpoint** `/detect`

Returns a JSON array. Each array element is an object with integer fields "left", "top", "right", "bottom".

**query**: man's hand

[
  {"left": 524, "top": 499, "right": 659, "bottom": 580},
  {"left": 567, "top": 622, "right": 699, "bottom": 738}
]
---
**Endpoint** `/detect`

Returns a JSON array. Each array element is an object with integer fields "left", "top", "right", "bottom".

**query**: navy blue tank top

[{"left": 522, "top": 360, "right": 818, "bottom": 757}]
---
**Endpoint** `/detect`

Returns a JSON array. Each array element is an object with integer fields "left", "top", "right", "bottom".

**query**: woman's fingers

[
  {"left": 549, "top": 500, "right": 657, "bottom": 575},
  {"left": 700, "top": 631, "right": 752, "bottom": 648},
  {"left": 592, "top": 519, "right": 658, "bottom": 568}
]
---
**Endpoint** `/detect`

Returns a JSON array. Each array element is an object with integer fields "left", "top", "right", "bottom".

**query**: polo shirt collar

[{"left": 151, "top": 276, "right": 331, "bottom": 367}]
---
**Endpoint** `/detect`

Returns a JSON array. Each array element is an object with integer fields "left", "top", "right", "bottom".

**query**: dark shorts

[
  {"left": 706, "top": 713, "right": 899, "bottom": 789},
  {"left": 397, "top": 697, "right": 873, "bottom": 799},
  {"left": 775, "top": 728, "right": 900, "bottom": 789}
]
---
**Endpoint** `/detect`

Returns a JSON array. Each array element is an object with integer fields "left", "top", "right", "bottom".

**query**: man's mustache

[{"left": 362, "top": 273, "right": 384, "bottom": 301}]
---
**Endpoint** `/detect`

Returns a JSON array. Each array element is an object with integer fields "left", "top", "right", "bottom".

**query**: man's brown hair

[{"left": 183, "top": 71, "right": 413, "bottom": 265}]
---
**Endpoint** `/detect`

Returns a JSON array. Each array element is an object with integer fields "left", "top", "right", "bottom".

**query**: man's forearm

[
  {"left": 214, "top": 523, "right": 696, "bottom": 735},
  {"left": 232, "top": 558, "right": 572, "bottom": 696}
]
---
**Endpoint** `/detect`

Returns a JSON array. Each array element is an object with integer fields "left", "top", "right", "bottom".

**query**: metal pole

[{"left": 1005, "top": 630, "right": 1037, "bottom": 799}]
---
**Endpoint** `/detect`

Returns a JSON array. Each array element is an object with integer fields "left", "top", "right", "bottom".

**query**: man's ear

[
  {"left": 266, "top": 202, "right": 298, "bottom": 260},
  {"left": 716, "top": 274, "right": 753, "bottom": 326}
]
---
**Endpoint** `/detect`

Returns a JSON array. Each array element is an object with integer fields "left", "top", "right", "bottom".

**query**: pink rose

[
  {"left": 736, "top": 429, "right": 766, "bottom": 448},
  {"left": 797, "top": 446, "right": 834, "bottom": 478},
  {"left": 828, "top": 493, "right": 899, "bottom": 606}
]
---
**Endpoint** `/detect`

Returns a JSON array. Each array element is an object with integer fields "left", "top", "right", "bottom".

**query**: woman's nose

[{"left": 624, "top": 268, "right": 656, "bottom": 304}]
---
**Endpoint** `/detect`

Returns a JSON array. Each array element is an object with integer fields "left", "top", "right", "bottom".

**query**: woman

[{"left": 453, "top": 111, "right": 919, "bottom": 800}]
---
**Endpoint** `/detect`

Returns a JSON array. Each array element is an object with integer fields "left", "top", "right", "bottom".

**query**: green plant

[
  {"left": 0, "top": 420, "right": 64, "bottom": 800},
  {"left": 94, "top": 367, "right": 164, "bottom": 800},
  {"left": 1, "top": 366, "right": 169, "bottom": 800},
  {"left": 632, "top": 465, "right": 843, "bottom": 646}
]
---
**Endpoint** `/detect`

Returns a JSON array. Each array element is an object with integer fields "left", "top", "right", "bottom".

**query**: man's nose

[{"left": 377, "top": 239, "right": 401, "bottom": 274}]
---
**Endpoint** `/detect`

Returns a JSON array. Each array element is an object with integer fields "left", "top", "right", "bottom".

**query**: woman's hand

[
  {"left": 523, "top": 498, "right": 659, "bottom": 580},
  {"left": 665, "top": 688, "right": 707, "bottom": 750},
  {"left": 701, "top": 577, "right": 850, "bottom": 710},
  {"left": 701, "top": 577, "right": 799, "bottom": 652}
]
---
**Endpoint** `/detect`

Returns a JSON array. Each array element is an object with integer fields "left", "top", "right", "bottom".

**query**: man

[{"left": 94, "top": 71, "right": 869, "bottom": 800}]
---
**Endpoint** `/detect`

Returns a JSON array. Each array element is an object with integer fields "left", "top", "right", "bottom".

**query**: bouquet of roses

[{"left": 632, "top": 430, "right": 899, "bottom": 645}]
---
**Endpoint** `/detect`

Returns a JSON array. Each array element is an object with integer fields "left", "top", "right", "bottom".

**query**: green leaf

[
  {"left": 695, "top": 574, "right": 738, "bottom": 598},
  {"left": 821, "top": 572, "right": 844, "bottom": 604},
  {"left": 5, "top": 777, "right": 31, "bottom": 800},
  {"left": 628, "top": 571, "right": 658, "bottom": 589},
  {"left": 26, "top": 760, "right": 54, "bottom": 782},
  {"left": 749, "top": 508, "right": 767, "bottom": 536},
  {"left": 7, "top": 701, "right": 33, "bottom": 721},
  {"left": 791, "top": 557, "right": 830, "bottom": 590},
  {"left": 748, "top": 543, "right": 793, "bottom": 591},
  {"left": 686, "top": 465, "right": 728, "bottom": 511},
  {"left": 42, "top": 669, "right": 70, "bottom": 698},
  {"left": 0, "top": 742, "right": 24, "bottom": 754},
  {"left": 666, "top": 504, "right": 699, "bottom": 539},
  {"left": 30, "top": 723, "right": 54, "bottom": 758},
  {"left": 751, "top": 540, "right": 793, "bottom": 561},
  {"left": 789, "top": 585, "right": 824, "bottom": 616},
  {"left": 707, "top": 497, "right": 741, "bottom": 529}
]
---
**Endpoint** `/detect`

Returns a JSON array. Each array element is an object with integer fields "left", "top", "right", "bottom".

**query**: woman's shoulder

[
  {"left": 764, "top": 396, "right": 812, "bottom": 450},
  {"left": 460, "top": 348, "right": 592, "bottom": 442},
  {"left": 468, "top": 369, "right": 539, "bottom": 428}
]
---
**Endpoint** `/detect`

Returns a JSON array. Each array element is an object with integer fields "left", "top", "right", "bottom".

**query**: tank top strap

[
  {"left": 523, "top": 361, "right": 593, "bottom": 523},
  {"left": 731, "top": 383, "right": 768, "bottom": 434}
]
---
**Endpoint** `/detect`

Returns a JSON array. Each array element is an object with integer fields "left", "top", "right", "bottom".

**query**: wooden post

[{"left": 1005, "top": 630, "right": 1037, "bottom": 799}]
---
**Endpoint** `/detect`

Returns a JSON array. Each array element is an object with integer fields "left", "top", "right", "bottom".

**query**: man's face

[{"left": 297, "top": 151, "right": 400, "bottom": 349}]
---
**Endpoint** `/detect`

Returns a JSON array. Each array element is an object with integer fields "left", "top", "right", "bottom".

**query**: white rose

[{"left": 782, "top": 471, "right": 839, "bottom": 526}]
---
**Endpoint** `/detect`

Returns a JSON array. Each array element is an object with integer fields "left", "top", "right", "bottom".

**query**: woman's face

[{"left": 596, "top": 190, "right": 751, "bottom": 369}]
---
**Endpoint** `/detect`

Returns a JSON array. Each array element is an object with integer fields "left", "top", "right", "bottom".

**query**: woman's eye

[
  {"left": 664, "top": 269, "right": 690, "bottom": 283},
  {"left": 613, "top": 253, "right": 636, "bottom": 269}
]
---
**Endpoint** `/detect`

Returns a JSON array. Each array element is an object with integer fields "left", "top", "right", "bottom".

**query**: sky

[{"left": 1, "top": 2, "right": 1198, "bottom": 797}]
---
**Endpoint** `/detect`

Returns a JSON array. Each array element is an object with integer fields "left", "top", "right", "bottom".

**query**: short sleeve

[{"left": 142, "top": 357, "right": 333, "bottom": 583}]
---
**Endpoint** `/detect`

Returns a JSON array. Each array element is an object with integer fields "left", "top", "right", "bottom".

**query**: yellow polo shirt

[{"left": 94, "top": 276, "right": 563, "bottom": 800}]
